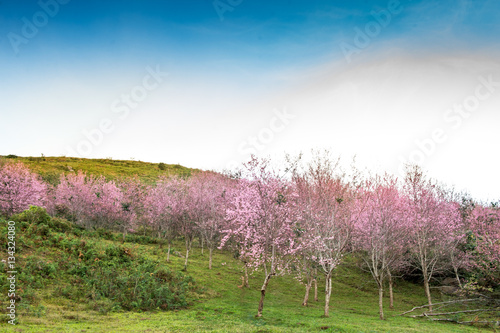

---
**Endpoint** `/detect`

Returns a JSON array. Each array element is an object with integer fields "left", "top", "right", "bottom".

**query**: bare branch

[
  {"left": 398, "top": 298, "right": 484, "bottom": 316},
  {"left": 409, "top": 308, "right": 497, "bottom": 317}
]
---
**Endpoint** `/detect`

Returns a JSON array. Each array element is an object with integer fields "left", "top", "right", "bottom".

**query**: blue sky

[
  {"left": 1, "top": 0, "right": 500, "bottom": 201},
  {"left": 3, "top": 0, "right": 499, "bottom": 79}
]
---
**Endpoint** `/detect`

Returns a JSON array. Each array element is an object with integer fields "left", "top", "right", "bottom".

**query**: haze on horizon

[{"left": 1, "top": 0, "right": 499, "bottom": 202}]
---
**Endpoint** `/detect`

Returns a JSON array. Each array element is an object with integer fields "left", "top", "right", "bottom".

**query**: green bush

[
  {"left": 37, "top": 223, "right": 51, "bottom": 236},
  {"left": 83, "top": 257, "right": 196, "bottom": 311},
  {"left": 23, "top": 256, "right": 57, "bottom": 279},
  {"left": 2, "top": 209, "right": 199, "bottom": 315},
  {"left": 124, "top": 232, "right": 158, "bottom": 244},
  {"left": 40, "top": 171, "right": 60, "bottom": 186},
  {"left": 104, "top": 244, "right": 132, "bottom": 263},
  {"left": 68, "top": 263, "right": 89, "bottom": 278},
  {"left": 94, "top": 227, "right": 114, "bottom": 240},
  {"left": 11, "top": 206, "right": 51, "bottom": 225},
  {"left": 12, "top": 207, "right": 76, "bottom": 235},
  {"left": 49, "top": 217, "right": 74, "bottom": 233}
]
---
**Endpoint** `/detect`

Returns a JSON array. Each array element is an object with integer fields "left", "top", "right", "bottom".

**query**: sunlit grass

[{"left": 0, "top": 155, "right": 195, "bottom": 184}]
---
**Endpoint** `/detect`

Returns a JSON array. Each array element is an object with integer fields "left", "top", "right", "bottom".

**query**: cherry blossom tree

[
  {"left": 174, "top": 177, "right": 196, "bottom": 270},
  {"left": 144, "top": 176, "right": 180, "bottom": 261},
  {"left": 94, "top": 177, "right": 125, "bottom": 229},
  {"left": 55, "top": 171, "right": 123, "bottom": 230},
  {"left": 466, "top": 204, "right": 500, "bottom": 285},
  {"left": 221, "top": 157, "right": 300, "bottom": 317},
  {"left": 117, "top": 177, "right": 146, "bottom": 240},
  {"left": 354, "top": 174, "right": 407, "bottom": 320},
  {"left": 402, "top": 165, "right": 462, "bottom": 311},
  {"left": 0, "top": 162, "right": 47, "bottom": 216},
  {"left": 148, "top": 176, "right": 194, "bottom": 269},
  {"left": 55, "top": 171, "right": 95, "bottom": 226},
  {"left": 295, "top": 252, "right": 320, "bottom": 307},
  {"left": 218, "top": 179, "right": 254, "bottom": 288},
  {"left": 293, "top": 152, "right": 359, "bottom": 317},
  {"left": 189, "top": 172, "right": 233, "bottom": 269}
]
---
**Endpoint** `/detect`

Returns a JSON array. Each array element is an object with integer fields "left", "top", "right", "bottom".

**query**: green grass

[
  {"left": 0, "top": 155, "right": 196, "bottom": 184},
  {"left": 0, "top": 225, "right": 494, "bottom": 333}
]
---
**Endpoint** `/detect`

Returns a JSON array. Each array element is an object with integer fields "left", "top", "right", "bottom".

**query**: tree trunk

[
  {"left": 201, "top": 237, "right": 204, "bottom": 255},
  {"left": 314, "top": 278, "right": 318, "bottom": 302},
  {"left": 454, "top": 267, "right": 462, "bottom": 289},
  {"left": 422, "top": 270, "right": 433, "bottom": 312},
  {"left": 184, "top": 239, "right": 190, "bottom": 271},
  {"left": 209, "top": 247, "right": 213, "bottom": 270},
  {"left": 324, "top": 273, "right": 332, "bottom": 317},
  {"left": 314, "top": 268, "right": 319, "bottom": 301},
  {"left": 184, "top": 248, "right": 189, "bottom": 270},
  {"left": 167, "top": 243, "right": 171, "bottom": 263},
  {"left": 302, "top": 276, "right": 313, "bottom": 306},
  {"left": 244, "top": 263, "right": 249, "bottom": 288},
  {"left": 122, "top": 228, "right": 127, "bottom": 243},
  {"left": 256, "top": 273, "right": 272, "bottom": 317},
  {"left": 378, "top": 285, "right": 384, "bottom": 320},
  {"left": 388, "top": 270, "right": 394, "bottom": 309}
]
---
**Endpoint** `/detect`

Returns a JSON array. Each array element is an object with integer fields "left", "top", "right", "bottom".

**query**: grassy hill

[
  {"left": 0, "top": 156, "right": 496, "bottom": 332},
  {"left": 0, "top": 208, "right": 493, "bottom": 332},
  {"left": 0, "top": 155, "right": 196, "bottom": 184}
]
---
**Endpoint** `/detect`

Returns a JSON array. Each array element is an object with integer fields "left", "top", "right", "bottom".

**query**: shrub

[
  {"left": 12, "top": 207, "right": 76, "bottom": 234},
  {"left": 11, "top": 206, "right": 51, "bottom": 225},
  {"left": 82, "top": 257, "right": 197, "bottom": 311},
  {"left": 2, "top": 209, "right": 199, "bottom": 314},
  {"left": 95, "top": 228, "right": 114, "bottom": 240},
  {"left": 40, "top": 172, "right": 60, "bottom": 186},
  {"left": 50, "top": 217, "right": 74, "bottom": 233},
  {"left": 23, "top": 256, "right": 57, "bottom": 279},
  {"left": 104, "top": 244, "right": 132, "bottom": 263}
]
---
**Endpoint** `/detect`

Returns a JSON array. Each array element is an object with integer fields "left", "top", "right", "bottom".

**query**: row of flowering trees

[{"left": 0, "top": 157, "right": 498, "bottom": 319}]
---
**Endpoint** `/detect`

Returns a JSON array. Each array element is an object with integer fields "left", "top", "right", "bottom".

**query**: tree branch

[
  {"left": 398, "top": 298, "right": 484, "bottom": 316},
  {"left": 409, "top": 308, "right": 497, "bottom": 317}
]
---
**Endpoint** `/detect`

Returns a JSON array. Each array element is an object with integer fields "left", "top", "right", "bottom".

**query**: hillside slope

[
  {"left": 0, "top": 209, "right": 492, "bottom": 333},
  {"left": 0, "top": 155, "right": 196, "bottom": 184}
]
